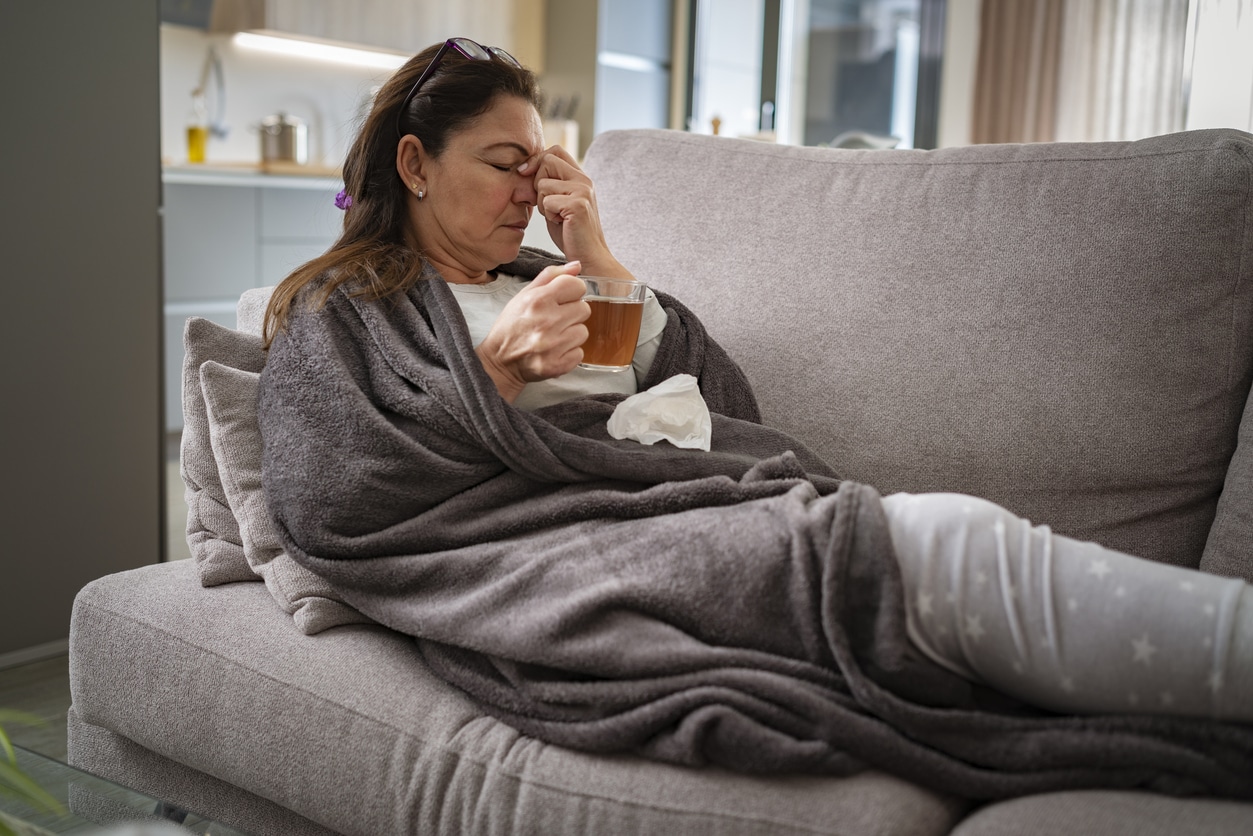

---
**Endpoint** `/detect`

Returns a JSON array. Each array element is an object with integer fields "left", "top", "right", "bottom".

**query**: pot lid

[{"left": 260, "top": 112, "right": 305, "bottom": 130}]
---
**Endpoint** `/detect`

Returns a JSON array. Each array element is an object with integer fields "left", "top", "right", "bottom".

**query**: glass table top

[{"left": 1, "top": 745, "right": 248, "bottom": 835}]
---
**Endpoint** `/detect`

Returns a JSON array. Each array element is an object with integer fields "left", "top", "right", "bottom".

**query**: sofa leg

[{"left": 154, "top": 801, "right": 190, "bottom": 824}]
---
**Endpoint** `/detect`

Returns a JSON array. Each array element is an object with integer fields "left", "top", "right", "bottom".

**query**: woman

[
  {"left": 260, "top": 39, "right": 1253, "bottom": 797},
  {"left": 264, "top": 37, "right": 668, "bottom": 411}
]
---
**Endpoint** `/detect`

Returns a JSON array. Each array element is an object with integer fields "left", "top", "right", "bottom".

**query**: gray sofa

[{"left": 69, "top": 128, "right": 1253, "bottom": 835}]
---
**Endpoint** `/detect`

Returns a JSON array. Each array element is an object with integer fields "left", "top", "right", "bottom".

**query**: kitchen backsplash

[{"left": 161, "top": 23, "right": 399, "bottom": 168}]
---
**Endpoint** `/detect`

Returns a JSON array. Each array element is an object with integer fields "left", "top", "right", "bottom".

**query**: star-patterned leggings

[{"left": 880, "top": 492, "right": 1253, "bottom": 721}]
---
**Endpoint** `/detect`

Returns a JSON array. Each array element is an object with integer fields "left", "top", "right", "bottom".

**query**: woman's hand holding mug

[{"left": 475, "top": 261, "right": 589, "bottom": 403}]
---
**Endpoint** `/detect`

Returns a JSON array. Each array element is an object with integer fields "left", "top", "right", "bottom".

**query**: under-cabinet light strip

[{"left": 233, "top": 31, "right": 408, "bottom": 71}]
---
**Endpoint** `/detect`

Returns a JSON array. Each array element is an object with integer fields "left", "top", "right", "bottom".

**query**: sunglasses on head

[{"left": 395, "top": 37, "right": 521, "bottom": 138}]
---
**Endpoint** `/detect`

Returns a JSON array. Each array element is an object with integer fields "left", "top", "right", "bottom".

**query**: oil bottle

[{"left": 187, "top": 92, "right": 209, "bottom": 164}]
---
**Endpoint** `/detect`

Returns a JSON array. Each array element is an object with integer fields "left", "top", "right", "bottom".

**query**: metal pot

[{"left": 259, "top": 112, "right": 308, "bottom": 165}]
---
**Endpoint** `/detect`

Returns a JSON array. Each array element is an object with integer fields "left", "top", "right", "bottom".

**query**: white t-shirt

[{"left": 448, "top": 273, "right": 669, "bottom": 412}]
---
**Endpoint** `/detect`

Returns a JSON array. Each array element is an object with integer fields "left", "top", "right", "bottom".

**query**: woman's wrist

[
  {"left": 475, "top": 343, "right": 526, "bottom": 403},
  {"left": 578, "top": 255, "right": 633, "bottom": 281}
]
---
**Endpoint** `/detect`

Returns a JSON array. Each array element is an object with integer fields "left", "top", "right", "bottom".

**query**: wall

[
  {"left": 540, "top": 0, "right": 600, "bottom": 157},
  {"left": 0, "top": 0, "right": 161, "bottom": 661},
  {"left": 160, "top": 24, "right": 395, "bottom": 167},
  {"left": 1186, "top": 0, "right": 1253, "bottom": 133}
]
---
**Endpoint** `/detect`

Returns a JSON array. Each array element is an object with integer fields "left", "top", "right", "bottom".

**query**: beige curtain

[
  {"left": 1055, "top": 0, "right": 1188, "bottom": 141},
  {"left": 972, "top": 0, "right": 1065, "bottom": 143},
  {"left": 972, "top": 0, "right": 1188, "bottom": 144}
]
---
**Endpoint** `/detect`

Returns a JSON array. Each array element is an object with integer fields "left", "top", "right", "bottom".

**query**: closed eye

[{"left": 489, "top": 163, "right": 512, "bottom": 171}]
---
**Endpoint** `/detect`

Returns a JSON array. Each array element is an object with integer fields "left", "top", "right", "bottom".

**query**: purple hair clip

[{"left": 334, "top": 189, "right": 353, "bottom": 210}]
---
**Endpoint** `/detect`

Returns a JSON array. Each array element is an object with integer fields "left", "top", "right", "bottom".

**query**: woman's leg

[{"left": 880, "top": 492, "right": 1253, "bottom": 721}]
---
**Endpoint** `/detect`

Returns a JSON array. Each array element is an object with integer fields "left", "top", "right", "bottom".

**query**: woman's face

[{"left": 406, "top": 95, "right": 545, "bottom": 282}]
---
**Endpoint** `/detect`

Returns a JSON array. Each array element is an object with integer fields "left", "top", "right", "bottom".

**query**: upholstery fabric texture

[
  {"left": 69, "top": 561, "right": 968, "bottom": 836},
  {"left": 584, "top": 129, "right": 1253, "bottom": 574},
  {"left": 237, "top": 286, "right": 272, "bottom": 336},
  {"left": 950, "top": 790, "right": 1253, "bottom": 836},
  {"left": 1204, "top": 381, "right": 1253, "bottom": 582},
  {"left": 200, "top": 360, "right": 372, "bottom": 634},
  {"left": 68, "top": 708, "right": 338, "bottom": 836},
  {"left": 180, "top": 316, "right": 266, "bottom": 585}
]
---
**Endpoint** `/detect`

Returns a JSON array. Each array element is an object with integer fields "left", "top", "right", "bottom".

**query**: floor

[
  {"left": 0, "top": 434, "right": 190, "bottom": 763},
  {"left": 0, "top": 655, "right": 71, "bottom": 762},
  {"left": 166, "top": 432, "right": 193, "bottom": 563}
]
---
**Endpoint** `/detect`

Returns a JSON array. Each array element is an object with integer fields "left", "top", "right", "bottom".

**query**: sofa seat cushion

[
  {"left": 69, "top": 561, "right": 967, "bottom": 836},
  {"left": 951, "top": 790, "right": 1253, "bottom": 835},
  {"left": 68, "top": 708, "right": 340, "bottom": 836}
]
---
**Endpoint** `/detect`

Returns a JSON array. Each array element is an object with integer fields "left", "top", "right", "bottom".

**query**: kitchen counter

[{"left": 162, "top": 161, "right": 343, "bottom": 189}]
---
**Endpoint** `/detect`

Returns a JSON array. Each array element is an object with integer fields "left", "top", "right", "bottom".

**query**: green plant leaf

[{"left": 0, "top": 713, "right": 43, "bottom": 766}]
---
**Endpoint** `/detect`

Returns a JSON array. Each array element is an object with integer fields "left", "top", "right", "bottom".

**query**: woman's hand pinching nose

[
  {"left": 517, "top": 147, "right": 553, "bottom": 176},
  {"left": 518, "top": 150, "right": 545, "bottom": 175}
]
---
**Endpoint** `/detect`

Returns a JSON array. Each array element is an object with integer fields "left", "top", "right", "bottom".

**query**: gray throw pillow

[
  {"left": 200, "top": 361, "right": 373, "bottom": 634},
  {"left": 181, "top": 317, "right": 266, "bottom": 586}
]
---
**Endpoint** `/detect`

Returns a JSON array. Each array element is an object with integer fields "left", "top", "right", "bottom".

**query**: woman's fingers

[
  {"left": 537, "top": 191, "right": 593, "bottom": 223},
  {"left": 479, "top": 265, "right": 590, "bottom": 386},
  {"left": 547, "top": 274, "right": 591, "bottom": 307},
  {"left": 539, "top": 191, "right": 609, "bottom": 265},
  {"left": 475, "top": 256, "right": 593, "bottom": 399},
  {"left": 527, "top": 147, "right": 590, "bottom": 217},
  {"left": 518, "top": 143, "right": 580, "bottom": 176},
  {"left": 531, "top": 260, "right": 582, "bottom": 287}
]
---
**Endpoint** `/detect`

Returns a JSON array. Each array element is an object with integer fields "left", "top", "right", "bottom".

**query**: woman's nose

[{"left": 514, "top": 174, "right": 537, "bottom": 206}]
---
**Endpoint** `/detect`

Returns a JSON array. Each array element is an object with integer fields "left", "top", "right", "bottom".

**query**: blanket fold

[{"left": 260, "top": 251, "right": 1253, "bottom": 801}]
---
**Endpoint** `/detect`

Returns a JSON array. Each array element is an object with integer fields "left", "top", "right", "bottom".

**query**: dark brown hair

[{"left": 262, "top": 41, "right": 541, "bottom": 348}]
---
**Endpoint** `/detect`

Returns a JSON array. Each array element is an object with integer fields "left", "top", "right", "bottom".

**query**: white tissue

[{"left": 607, "top": 374, "right": 712, "bottom": 451}]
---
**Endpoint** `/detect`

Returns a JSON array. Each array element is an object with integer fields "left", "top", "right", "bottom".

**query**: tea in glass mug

[{"left": 579, "top": 277, "right": 647, "bottom": 372}]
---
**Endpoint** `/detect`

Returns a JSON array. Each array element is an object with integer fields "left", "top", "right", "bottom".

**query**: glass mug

[{"left": 579, "top": 277, "right": 647, "bottom": 372}]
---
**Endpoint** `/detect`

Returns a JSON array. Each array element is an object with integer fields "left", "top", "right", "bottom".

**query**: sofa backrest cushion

[{"left": 583, "top": 128, "right": 1253, "bottom": 574}]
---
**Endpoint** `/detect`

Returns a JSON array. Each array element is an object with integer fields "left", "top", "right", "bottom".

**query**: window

[{"left": 687, "top": 0, "right": 945, "bottom": 147}]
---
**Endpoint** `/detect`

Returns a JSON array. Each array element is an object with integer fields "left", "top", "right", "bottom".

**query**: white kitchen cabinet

[
  {"left": 163, "top": 169, "right": 342, "bottom": 431},
  {"left": 259, "top": 186, "right": 342, "bottom": 240},
  {"left": 191, "top": 0, "right": 543, "bottom": 66},
  {"left": 264, "top": 0, "right": 515, "bottom": 56},
  {"left": 163, "top": 182, "right": 259, "bottom": 300},
  {"left": 258, "top": 185, "right": 343, "bottom": 286},
  {"left": 164, "top": 303, "right": 238, "bottom": 437}
]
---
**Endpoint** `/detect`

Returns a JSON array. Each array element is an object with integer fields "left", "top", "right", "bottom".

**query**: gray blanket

[{"left": 260, "top": 250, "right": 1253, "bottom": 801}]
